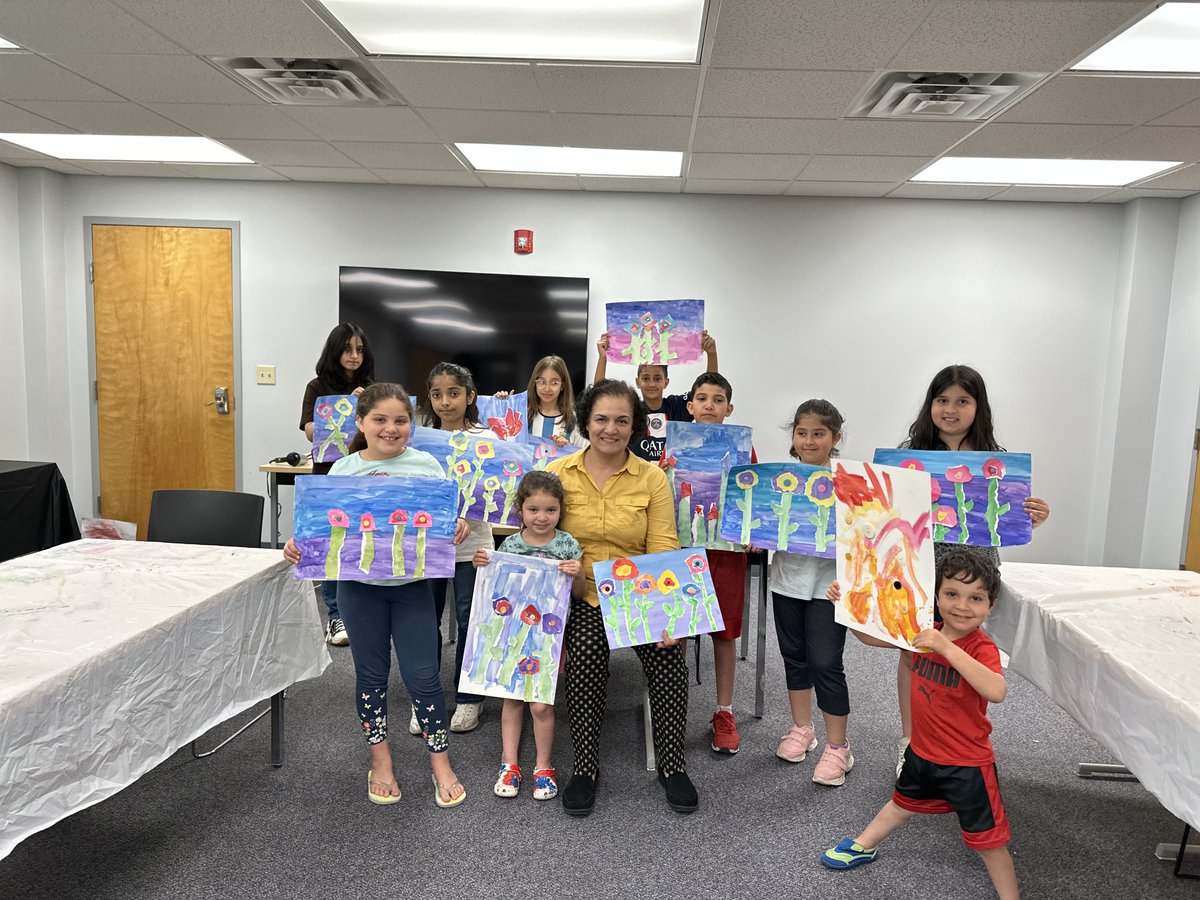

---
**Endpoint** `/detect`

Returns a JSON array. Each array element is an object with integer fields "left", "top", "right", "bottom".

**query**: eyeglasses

[{"left": 535, "top": 379, "right": 563, "bottom": 389}]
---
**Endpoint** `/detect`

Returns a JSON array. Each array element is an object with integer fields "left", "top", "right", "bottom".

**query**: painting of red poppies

[
  {"left": 311, "top": 394, "right": 358, "bottom": 463},
  {"left": 408, "top": 425, "right": 536, "bottom": 526},
  {"left": 293, "top": 475, "right": 457, "bottom": 581},
  {"left": 872, "top": 450, "right": 1032, "bottom": 547},
  {"left": 593, "top": 549, "right": 722, "bottom": 649},
  {"left": 605, "top": 299, "right": 705, "bottom": 366},
  {"left": 662, "top": 421, "right": 753, "bottom": 550},
  {"left": 477, "top": 391, "right": 528, "bottom": 441},
  {"left": 833, "top": 461, "right": 935, "bottom": 651},
  {"left": 458, "top": 551, "right": 572, "bottom": 704},
  {"left": 718, "top": 463, "right": 838, "bottom": 557}
]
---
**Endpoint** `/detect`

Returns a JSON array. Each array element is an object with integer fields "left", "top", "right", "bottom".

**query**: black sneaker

[
  {"left": 657, "top": 769, "right": 698, "bottom": 814},
  {"left": 326, "top": 617, "right": 349, "bottom": 646},
  {"left": 562, "top": 772, "right": 598, "bottom": 817}
]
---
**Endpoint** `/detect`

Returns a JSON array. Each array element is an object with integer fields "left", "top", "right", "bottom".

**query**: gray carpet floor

[{"left": 1, "top": 595, "right": 1194, "bottom": 899}]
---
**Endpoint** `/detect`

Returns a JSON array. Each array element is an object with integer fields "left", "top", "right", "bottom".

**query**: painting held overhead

[
  {"left": 832, "top": 460, "right": 935, "bottom": 651},
  {"left": 593, "top": 548, "right": 723, "bottom": 649},
  {"left": 605, "top": 299, "right": 705, "bottom": 366},
  {"left": 458, "top": 551, "right": 572, "bottom": 704},
  {"left": 718, "top": 463, "right": 837, "bottom": 557},
  {"left": 407, "top": 425, "right": 536, "bottom": 527},
  {"left": 872, "top": 449, "right": 1033, "bottom": 547},
  {"left": 312, "top": 394, "right": 358, "bottom": 463},
  {"left": 293, "top": 475, "right": 457, "bottom": 581},
  {"left": 662, "top": 421, "right": 752, "bottom": 550},
  {"left": 477, "top": 391, "right": 529, "bottom": 442}
]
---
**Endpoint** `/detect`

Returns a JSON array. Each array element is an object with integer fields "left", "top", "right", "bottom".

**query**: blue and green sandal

[{"left": 821, "top": 838, "right": 878, "bottom": 869}]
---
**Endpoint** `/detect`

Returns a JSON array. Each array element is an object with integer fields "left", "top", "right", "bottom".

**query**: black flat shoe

[
  {"left": 562, "top": 772, "right": 598, "bottom": 816},
  {"left": 657, "top": 769, "right": 698, "bottom": 814}
]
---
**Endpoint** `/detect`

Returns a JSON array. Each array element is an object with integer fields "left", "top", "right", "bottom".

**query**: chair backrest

[{"left": 147, "top": 490, "right": 264, "bottom": 549}]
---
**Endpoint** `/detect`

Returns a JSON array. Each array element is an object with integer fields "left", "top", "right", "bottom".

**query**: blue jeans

[
  {"left": 337, "top": 579, "right": 448, "bottom": 753},
  {"left": 430, "top": 560, "right": 482, "bottom": 704},
  {"left": 321, "top": 580, "right": 339, "bottom": 620},
  {"left": 772, "top": 591, "right": 850, "bottom": 717}
]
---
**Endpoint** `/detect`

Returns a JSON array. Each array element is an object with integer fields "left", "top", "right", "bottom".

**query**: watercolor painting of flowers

[
  {"left": 872, "top": 449, "right": 1032, "bottom": 547},
  {"left": 477, "top": 391, "right": 528, "bottom": 441},
  {"left": 593, "top": 548, "right": 722, "bottom": 649},
  {"left": 293, "top": 475, "right": 457, "bottom": 581},
  {"left": 605, "top": 299, "right": 705, "bottom": 366},
  {"left": 718, "top": 463, "right": 837, "bottom": 557},
  {"left": 311, "top": 394, "right": 359, "bottom": 463},
  {"left": 662, "top": 421, "right": 753, "bottom": 550},
  {"left": 408, "top": 425, "right": 537, "bottom": 526},
  {"left": 458, "top": 551, "right": 572, "bottom": 704}
]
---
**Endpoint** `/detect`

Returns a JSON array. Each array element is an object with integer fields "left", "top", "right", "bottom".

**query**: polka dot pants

[{"left": 564, "top": 597, "right": 689, "bottom": 776}]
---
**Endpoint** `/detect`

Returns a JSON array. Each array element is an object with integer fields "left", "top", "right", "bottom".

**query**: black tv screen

[{"left": 339, "top": 267, "right": 590, "bottom": 400}]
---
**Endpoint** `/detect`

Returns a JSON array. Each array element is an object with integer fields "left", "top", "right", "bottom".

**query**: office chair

[{"left": 147, "top": 489, "right": 272, "bottom": 759}]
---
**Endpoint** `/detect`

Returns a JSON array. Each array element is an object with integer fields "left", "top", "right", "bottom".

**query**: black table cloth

[{"left": 0, "top": 460, "right": 81, "bottom": 563}]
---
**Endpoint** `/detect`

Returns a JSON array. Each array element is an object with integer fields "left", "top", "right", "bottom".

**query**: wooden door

[
  {"left": 1187, "top": 430, "right": 1200, "bottom": 573},
  {"left": 92, "top": 224, "right": 235, "bottom": 539}
]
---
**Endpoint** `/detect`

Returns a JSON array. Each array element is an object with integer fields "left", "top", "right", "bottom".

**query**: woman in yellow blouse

[{"left": 547, "top": 379, "right": 695, "bottom": 816}]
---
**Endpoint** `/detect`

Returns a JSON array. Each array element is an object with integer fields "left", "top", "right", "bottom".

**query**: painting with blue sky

[
  {"left": 311, "top": 394, "right": 358, "bottom": 463},
  {"left": 605, "top": 299, "right": 705, "bottom": 366},
  {"left": 593, "top": 549, "right": 722, "bottom": 649},
  {"left": 293, "top": 475, "right": 457, "bottom": 581},
  {"left": 662, "top": 421, "right": 753, "bottom": 549},
  {"left": 719, "top": 463, "right": 837, "bottom": 557},
  {"left": 408, "top": 425, "right": 536, "bottom": 526},
  {"left": 477, "top": 391, "right": 528, "bottom": 442},
  {"left": 518, "top": 433, "right": 583, "bottom": 469}
]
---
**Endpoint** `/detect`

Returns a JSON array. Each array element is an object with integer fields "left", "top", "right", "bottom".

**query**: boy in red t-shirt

[{"left": 821, "top": 550, "right": 1019, "bottom": 900}]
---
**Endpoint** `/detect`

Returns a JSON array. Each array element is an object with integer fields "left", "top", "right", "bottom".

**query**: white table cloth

[
  {"left": 988, "top": 562, "right": 1200, "bottom": 830},
  {"left": 0, "top": 540, "right": 330, "bottom": 859}
]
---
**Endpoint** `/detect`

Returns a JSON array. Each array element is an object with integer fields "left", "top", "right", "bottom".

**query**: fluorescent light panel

[
  {"left": 317, "top": 0, "right": 705, "bottom": 62},
  {"left": 913, "top": 157, "right": 1181, "bottom": 187},
  {"left": 0, "top": 34, "right": 20, "bottom": 49},
  {"left": 1074, "top": 3, "right": 1200, "bottom": 73},
  {"left": 0, "top": 133, "right": 251, "bottom": 164},
  {"left": 458, "top": 142, "right": 681, "bottom": 177}
]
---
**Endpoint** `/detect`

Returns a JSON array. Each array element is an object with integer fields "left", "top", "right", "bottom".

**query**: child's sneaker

[
  {"left": 532, "top": 768, "right": 558, "bottom": 801},
  {"left": 493, "top": 763, "right": 522, "bottom": 798},
  {"left": 821, "top": 838, "right": 877, "bottom": 870},
  {"left": 710, "top": 710, "right": 740, "bottom": 754},
  {"left": 812, "top": 743, "right": 854, "bottom": 786},
  {"left": 776, "top": 723, "right": 817, "bottom": 763}
]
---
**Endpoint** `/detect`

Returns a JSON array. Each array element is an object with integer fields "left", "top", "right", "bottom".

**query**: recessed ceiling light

[
  {"left": 0, "top": 35, "right": 20, "bottom": 50},
  {"left": 1073, "top": 3, "right": 1200, "bottom": 74},
  {"left": 0, "top": 134, "right": 252, "bottom": 164},
  {"left": 912, "top": 157, "right": 1181, "bottom": 187},
  {"left": 316, "top": 0, "right": 706, "bottom": 63},
  {"left": 457, "top": 143, "right": 682, "bottom": 177}
]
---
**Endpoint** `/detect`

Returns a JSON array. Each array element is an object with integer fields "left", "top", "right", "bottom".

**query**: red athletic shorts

[
  {"left": 707, "top": 549, "right": 747, "bottom": 641},
  {"left": 893, "top": 746, "right": 1011, "bottom": 850}
]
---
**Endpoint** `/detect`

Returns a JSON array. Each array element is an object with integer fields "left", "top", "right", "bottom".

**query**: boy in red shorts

[{"left": 821, "top": 550, "right": 1018, "bottom": 899}]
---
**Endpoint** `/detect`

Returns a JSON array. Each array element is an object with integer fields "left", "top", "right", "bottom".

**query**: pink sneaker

[
  {"left": 812, "top": 744, "right": 854, "bottom": 786},
  {"left": 776, "top": 724, "right": 817, "bottom": 763}
]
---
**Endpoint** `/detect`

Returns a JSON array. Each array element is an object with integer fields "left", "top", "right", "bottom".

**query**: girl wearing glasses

[{"left": 527, "top": 355, "right": 588, "bottom": 449}]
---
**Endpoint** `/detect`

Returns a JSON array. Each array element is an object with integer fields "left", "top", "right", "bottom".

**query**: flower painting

[
  {"left": 408, "top": 425, "right": 537, "bottom": 526},
  {"left": 718, "top": 463, "right": 837, "bottom": 557},
  {"left": 311, "top": 394, "right": 358, "bottom": 463},
  {"left": 458, "top": 551, "right": 572, "bottom": 704},
  {"left": 872, "top": 449, "right": 1033, "bottom": 547},
  {"left": 605, "top": 299, "right": 705, "bottom": 366},
  {"left": 477, "top": 391, "right": 528, "bottom": 441},
  {"left": 518, "top": 433, "right": 583, "bottom": 469},
  {"left": 592, "top": 548, "right": 722, "bottom": 649},
  {"left": 832, "top": 461, "right": 935, "bottom": 651},
  {"left": 661, "top": 421, "right": 753, "bottom": 550},
  {"left": 293, "top": 475, "right": 457, "bottom": 581}
]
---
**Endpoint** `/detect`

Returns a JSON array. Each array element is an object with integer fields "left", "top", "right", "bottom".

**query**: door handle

[{"left": 212, "top": 386, "right": 230, "bottom": 415}]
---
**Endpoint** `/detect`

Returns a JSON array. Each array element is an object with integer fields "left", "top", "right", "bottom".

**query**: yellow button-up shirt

[{"left": 548, "top": 449, "right": 680, "bottom": 607}]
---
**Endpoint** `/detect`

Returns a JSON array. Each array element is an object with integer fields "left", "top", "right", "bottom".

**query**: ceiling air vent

[
  {"left": 210, "top": 58, "right": 400, "bottom": 106},
  {"left": 848, "top": 72, "right": 1046, "bottom": 121}
]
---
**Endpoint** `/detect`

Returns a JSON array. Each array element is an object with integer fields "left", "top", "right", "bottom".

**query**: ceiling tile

[
  {"left": 531, "top": 65, "right": 698, "bottom": 116},
  {"left": 171, "top": 163, "right": 287, "bottom": 180},
  {"left": 279, "top": 106, "right": 439, "bottom": 143},
  {"left": 692, "top": 117, "right": 836, "bottom": 154},
  {"left": 221, "top": 139, "right": 357, "bottom": 166},
  {"left": 988, "top": 185, "right": 1115, "bottom": 202},
  {"left": 688, "top": 153, "right": 809, "bottom": 180},
  {"left": 0, "top": 142, "right": 56, "bottom": 161},
  {"left": 948, "top": 122, "right": 1127, "bottom": 157},
  {"left": 888, "top": 1, "right": 1145, "bottom": 71},
  {"left": 270, "top": 166, "right": 384, "bottom": 183},
  {"left": 0, "top": 54, "right": 124, "bottom": 102},
  {"left": 683, "top": 178, "right": 790, "bottom": 194},
  {"left": 0, "top": 158, "right": 99, "bottom": 174},
  {"left": 785, "top": 181, "right": 897, "bottom": 197},
  {"left": 999, "top": 75, "right": 1200, "bottom": 126},
  {"left": 699, "top": 69, "right": 873, "bottom": 119},
  {"left": 372, "top": 60, "right": 544, "bottom": 112},
  {"left": 1132, "top": 164, "right": 1200, "bottom": 191},
  {"left": 0, "top": 0, "right": 186, "bottom": 54},
  {"left": 888, "top": 182, "right": 1007, "bottom": 200},
  {"left": 818, "top": 120, "right": 975, "bottom": 156},
  {"left": 1148, "top": 97, "right": 1200, "bottom": 128},
  {"left": 1092, "top": 187, "right": 1197, "bottom": 203},
  {"left": 70, "top": 161, "right": 194, "bottom": 177},
  {"left": 371, "top": 169, "right": 485, "bottom": 187},
  {"left": 329, "top": 141, "right": 465, "bottom": 170},
  {"left": 419, "top": 109, "right": 562, "bottom": 145},
  {"left": 107, "top": 0, "right": 353, "bottom": 57},
  {"left": 10, "top": 101, "right": 193, "bottom": 135},
  {"left": 0, "top": 101, "right": 75, "bottom": 133},
  {"left": 579, "top": 176, "right": 683, "bottom": 192},
  {"left": 146, "top": 102, "right": 318, "bottom": 140},
  {"left": 799, "top": 155, "right": 927, "bottom": 181},
  {"left": 47, "top": 54, "right": 259, "bottom": 104},
  {"left": 554, "top": 114, "right": 690, "bottom": 151},
  {"left": 477, "top": 172, "right": 581, "bottom": 190},
  {"left": 1080, "top": 127, "right": 1200, "bottom": 164}
]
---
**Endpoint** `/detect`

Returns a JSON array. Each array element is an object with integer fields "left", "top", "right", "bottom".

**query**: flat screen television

[{"left": 338, "top": 267, "right": 590, "bottom": 401}]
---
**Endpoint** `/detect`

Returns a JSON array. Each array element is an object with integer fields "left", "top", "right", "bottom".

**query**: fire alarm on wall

[{"left": 514, "top": 229, "right": 533, "bottom": 254}]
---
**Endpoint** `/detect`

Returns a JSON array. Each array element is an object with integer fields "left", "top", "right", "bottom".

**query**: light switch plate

[{"left": 256, "top": 365, "right": 276, "bottom": 385}]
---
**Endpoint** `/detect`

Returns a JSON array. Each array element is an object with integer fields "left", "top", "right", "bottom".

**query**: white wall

[
  {"left": 19, "top": 171, "right": 1198, "bottom": 568},
  {"left": 0, "top": 164, "right": 29, "bottom": 459}
]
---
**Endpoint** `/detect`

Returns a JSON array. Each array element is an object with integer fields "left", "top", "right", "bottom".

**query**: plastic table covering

[
  {"left": 0, "top": 539, "right": 330, "bottom": 859},
  {"left": 987, "top": 562, "right": 1200, "bottom": 830}
]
